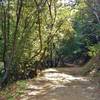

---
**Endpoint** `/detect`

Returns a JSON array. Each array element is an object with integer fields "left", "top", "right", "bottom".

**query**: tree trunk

[{"left": 0, "top": 55, "right": 11, "bottom": 88}]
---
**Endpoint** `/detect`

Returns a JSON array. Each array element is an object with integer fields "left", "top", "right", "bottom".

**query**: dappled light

[
  {"left": 41, "top": 68, "right": 89, "bottom": 88},
  {"left": 42, "top": 68, "right": 59, "bottom": 73},
  {"left": 0, "top": 0, "right": 100, "bottom": 100},
  {"left": 19, "top": 68, "right": 95, "bottom": 100},
  {"left": 44, "top": 68, "right": 88, "bottom": 84}
]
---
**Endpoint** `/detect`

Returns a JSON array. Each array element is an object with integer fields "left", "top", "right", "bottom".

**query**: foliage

[
  {"left": 0, "top": 0, "right": 100, "bottom": 87},
  {"left": 88, "top": 43, "right": 100, "bottom": 56},
  {"left": 0, "top": 80, "right": 27, "bottom": 99}
]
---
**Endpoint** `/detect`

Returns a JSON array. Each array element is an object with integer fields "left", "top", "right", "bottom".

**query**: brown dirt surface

[{"left": 17, "top": 67, "right": 100, "bottom": 100}]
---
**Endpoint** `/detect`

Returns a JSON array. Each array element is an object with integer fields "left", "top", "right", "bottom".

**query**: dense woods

[{"left": 0, "top": 0, "right": 100, "bottom": 92}]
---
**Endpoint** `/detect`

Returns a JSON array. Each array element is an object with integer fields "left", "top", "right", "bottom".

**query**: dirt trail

[{"left": 19, "top": 67, "right": 100, "bottom": 100}]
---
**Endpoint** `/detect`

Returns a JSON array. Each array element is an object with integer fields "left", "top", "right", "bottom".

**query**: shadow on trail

[{"left": 19, "top": 68, "right": 98, "bottom": 100}]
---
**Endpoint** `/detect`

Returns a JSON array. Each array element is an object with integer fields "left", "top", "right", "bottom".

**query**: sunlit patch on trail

[
  {"left": 43, "top": 68, "right": 88, "bottom": 84},
  {"left": 44, "top": 73, "right": 88, "bottom": 82},
  {"left": 27, "top": 85, "right": 43, "bottom": 90},
  {"left": 20, "top": 68, "right": 90, "bottom": 100},
  {"left": 42, "top": 68, "right": 58, "bottom": 73}
]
